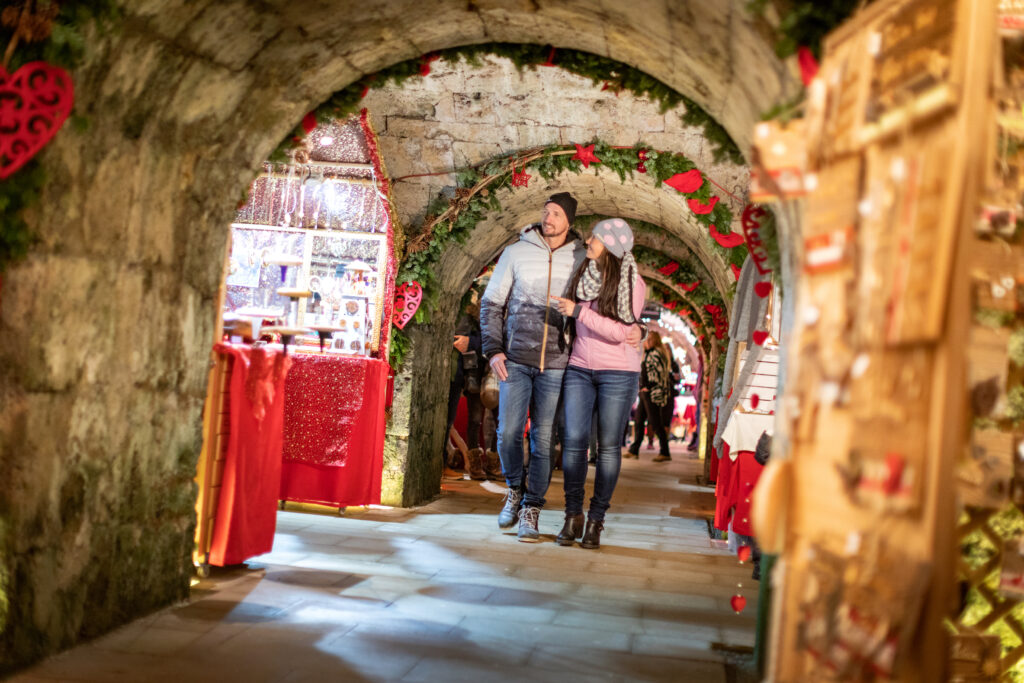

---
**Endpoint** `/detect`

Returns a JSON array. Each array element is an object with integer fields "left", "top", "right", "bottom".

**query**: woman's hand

[{"left": 549, "top": 296, "right": 576, "bottom": 316}]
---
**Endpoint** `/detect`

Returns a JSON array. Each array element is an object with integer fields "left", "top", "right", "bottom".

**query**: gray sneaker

[
  {"left": 517, "top": 506, "right": 541, "bottom": 543},
  {"left": 498, "top": 488, "right": 523, "bottom": 528}
]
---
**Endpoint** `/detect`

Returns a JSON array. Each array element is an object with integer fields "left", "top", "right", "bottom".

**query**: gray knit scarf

[{"left": 575, "top": 252, "right": 638, "bottom": 324}]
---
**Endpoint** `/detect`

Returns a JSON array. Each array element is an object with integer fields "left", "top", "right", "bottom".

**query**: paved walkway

[{"left": 10, "top": 446, "right": 758, "bottom": 682}]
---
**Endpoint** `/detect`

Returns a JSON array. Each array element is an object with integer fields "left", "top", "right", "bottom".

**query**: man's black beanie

[{"left": 545, "top": 192, "right": 577, "bottom": 225}]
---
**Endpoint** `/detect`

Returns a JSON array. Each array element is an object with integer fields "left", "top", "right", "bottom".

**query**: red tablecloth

[
  {"left": 714, "top": 448, "right": 763, "bottom": 536},
  {"left": 209, "top": 343, "right": 291, "bottom": 566},
  {"left": 279, "top": 354, "right": 389, "bottom": 507}
]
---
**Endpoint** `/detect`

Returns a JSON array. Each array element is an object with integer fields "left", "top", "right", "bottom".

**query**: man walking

[{"left": 480, "top": 193, "right": 585, "bottom": 542}]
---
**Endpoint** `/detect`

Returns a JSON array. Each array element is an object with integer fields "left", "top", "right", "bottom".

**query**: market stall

[{"left": 194, "top": 112, "right": 397, "bottom": 569}]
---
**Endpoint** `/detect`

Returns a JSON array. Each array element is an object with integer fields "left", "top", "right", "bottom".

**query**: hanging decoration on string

[
  {"left": 752, "top": 330, "right": 769, "bottom": 346},
  {"left": 755, "top": 281, "right": 773, "bottom": 298},
  {"left": 688, "top": 196, "right": 719, "bottom": 215},
  {"left": 0, "top": 3, "right": 74, "bottom": 179},
  {"left": 665, "top": 169, "right": 704, "bottom": 194},
  {"left": 392, "top": 280, "right": 423, "bottom": 329},
  {"left": 637, "top": 148, "right": 648, "bottom": 173},
  {"left": 710, "top": 224, "right": 746, "bottom": 249}
]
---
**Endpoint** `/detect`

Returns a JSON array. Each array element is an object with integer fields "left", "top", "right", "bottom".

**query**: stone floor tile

[{"left": 530, "top": 645, "right": 727, "bottom": 682}]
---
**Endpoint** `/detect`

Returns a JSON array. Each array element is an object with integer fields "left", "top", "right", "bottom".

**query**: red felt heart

[
  {"left": 658, "top": 261, "right": 679, "bottom": 276},
  {"left": 750, "top": 394, "right": 760, "bottom": 409},
  {"left": 730, "top": 594, "right": 747, "bottom": 613},
  {"left": 688, "top": 196, "right": 719, "bottom": 215},
  {"left": 665, "top": 169, "right": 703, "bottom": 194},
  {"left": 0, "top": 61, "right": 74, "bottom": 179},
  {"left": 752, "top": 330, "right": 769, "bottom": 346},
  {"left": 730, "top": 264, "right": 741, "bottom": 280},
  {"left": 737, "top": 545, "right": 752, "bottom": 563},
  {"left": 710, "top": 224, "right": 746, "bottom": 249},
  {"left": 392, "top": 281, "right": 423, "bottom": 329},
  {"left": 679, "top": 280, "right": 700, "bottom": 292},
  {"left": 754, "top": 281, "right": 772, "bottom": 298}
]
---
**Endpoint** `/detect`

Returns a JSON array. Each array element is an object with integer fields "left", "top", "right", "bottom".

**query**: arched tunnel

[{"left": 3, "top": 0, "right": 1008, "bottom": 681}]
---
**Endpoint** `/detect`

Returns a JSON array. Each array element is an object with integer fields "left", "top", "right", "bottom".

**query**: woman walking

[
  {"left": 550, "top": 218, "right": 645, "bottom": 549},
  {"left": 628, "top": 331, "right": 672, "bottom": 462}
]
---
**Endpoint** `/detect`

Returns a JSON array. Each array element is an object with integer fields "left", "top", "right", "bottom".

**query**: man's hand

[
  {"left": 453, "top": 335, "right": 470, "bottom": 353},
  {"left": 627, "top": 324, "right": 643, "bottom": 350},
  {"left": 489, "top": 352, "right": 509, "bottom": 382}
]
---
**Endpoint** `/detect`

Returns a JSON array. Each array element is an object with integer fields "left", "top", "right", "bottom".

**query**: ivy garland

[
  {"left": 0, "top": 0, "right": 121, "bottom": 273},
  {"left": 272, "top": 43, "right": 744, "bottom": 165}
]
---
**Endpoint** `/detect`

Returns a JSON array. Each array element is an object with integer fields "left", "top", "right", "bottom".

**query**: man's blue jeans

[
  {"left": 496, "top": 360, "right": 564, "bottom": 509},
  {"left": 561, "top": 365, "right": 639, "bottom": 522}
]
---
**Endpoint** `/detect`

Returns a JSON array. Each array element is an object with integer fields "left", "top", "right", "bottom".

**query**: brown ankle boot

[
  {"left": 467, "top": 448, "right": 487, "bottom": 480},
  {"left": 484, "top": 450, "right": 503, "bottom": 480},
  {"left": 556, "top": 513, "right": 585, "bottom": 546},
  {"left": 580, "top": 517, "right": 604, "bottom": 549}
]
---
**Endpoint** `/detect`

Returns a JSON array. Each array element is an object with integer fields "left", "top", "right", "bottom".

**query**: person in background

[
  {"left": 662, "top": 343, "right": 681, "bottom": 441},
  {"left": 480, "top": 193, "right": 588, "bottom": 542},
  {"left": 445, "top": 297, "right": 488, "bottom": 480},
  {"left": 628, "top": 331, "right": 672, "bottom": 462},
  {"left": 550, "top": 218, "right": 645, "bottom": 549}
]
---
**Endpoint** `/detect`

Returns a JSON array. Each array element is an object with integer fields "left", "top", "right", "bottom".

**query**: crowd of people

[{"left": 441, "top": 192, "right": 700, "bottom": 548}]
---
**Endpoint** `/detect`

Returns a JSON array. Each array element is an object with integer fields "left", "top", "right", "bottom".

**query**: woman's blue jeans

[{"left": 561, "top": 365, "right": 639, "bottom": 522}]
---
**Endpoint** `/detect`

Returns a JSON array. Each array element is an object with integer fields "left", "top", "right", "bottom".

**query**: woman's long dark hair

[{"left": 568, "top": 249, "right": 626, "bottom": 321}]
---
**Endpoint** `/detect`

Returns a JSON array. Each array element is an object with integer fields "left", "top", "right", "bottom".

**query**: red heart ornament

[
  {"left": 688, "top": 196, "right": 719, "bottom": 215},
  {"left": 737, "top": 545, "right": 752, "bottom": 563},
  {"left": 0, "top": 62, "right": 74, "bottom": 179},
  {"left": 752, "top": 330, "right": 769, "bottom": 346},
  {"left": 392, "top": 281, "right": 423, "bottom": 329},
  {"left": 658, "top": 261, "right": 679, "bottom": 276},
  {"left": 710, "top": 224, "right": 746, "bottom": 249},
  {"left": 665, "top": 169, "right": 703, "bottom": 194},
  {"left": 750, "top": 394, "right": 760, "bottom": 409},
  {"left": 730, "top": 594, "right": 747, "bottom": 613},
  {"left": 754, "top": 281, "right": 772, "bottom": 298},
  {"left": 679, "top": 280, "right": 700, "bottom": 292}
]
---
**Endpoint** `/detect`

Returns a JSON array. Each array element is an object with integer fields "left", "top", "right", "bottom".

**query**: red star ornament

[
  {"left": 510, "top": 165, "right": 531, "bottom": 188},
  {"left": 572, "top": 143, "right": 601, "bottom": 169}
]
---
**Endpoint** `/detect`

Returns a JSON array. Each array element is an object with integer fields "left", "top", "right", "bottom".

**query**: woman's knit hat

[{"left": 591, "top": 218, "right": 634, "bottom": 258}]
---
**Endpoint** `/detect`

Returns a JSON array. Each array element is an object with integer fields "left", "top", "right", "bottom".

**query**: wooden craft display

[{"left": 768, "top": 0, "right": 998, "bottom": 680}]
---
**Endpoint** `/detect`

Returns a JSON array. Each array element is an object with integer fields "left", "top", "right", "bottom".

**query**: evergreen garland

[
  {"left": 272, "top": 43, "right": 744, "bottom": 165},
  {"left": 746, "top": 0, "right": 865, "bottom": 59},
  {"left": 0, "top": 0, "right": 121, "bottom": 273}
]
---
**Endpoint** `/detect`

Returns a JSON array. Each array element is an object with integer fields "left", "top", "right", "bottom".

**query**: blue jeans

[
  {"left": 496, "top": 360, "right": 565, "bottom": 508},
  {"left": 561, "top": 365, "right": 639, "bottom": 522}
]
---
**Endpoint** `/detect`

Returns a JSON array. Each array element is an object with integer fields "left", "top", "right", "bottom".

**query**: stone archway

[{"left": 0, "top": 2, "right": 800, "bottom": 671}]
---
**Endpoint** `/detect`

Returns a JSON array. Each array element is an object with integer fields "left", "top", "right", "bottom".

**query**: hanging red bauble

[
  {"left": 301, "top": 111, "right": 317, "bottom": 133},
  {"left": 797, "top": 46, "right": 820, "bottom": 86},
  {"left": 637, "top": 161, "right": 647, "bottom": 174},
  {"left": 665, "top": 169, "right": 703, "bottom": 194},
  {"left": 0, "top": 61, "right": 74, "bottom": 179},
  {"left": 750, "top": 394, "right": 760, "bottom": 409},
  {"left": 730, "top": 594, "right": 747, "bottom": 614},
  {"left": 510, "top": 164, "right": 531, "bottom": 188},
  {"left": 638, "top": 148, "right": 648, "bottom": 161},
  {"left": 737, "top": 545, "right": 752, "bottom": 563},
  {"left": 571, "top": 143, "right": 601, "bottom": 169}
]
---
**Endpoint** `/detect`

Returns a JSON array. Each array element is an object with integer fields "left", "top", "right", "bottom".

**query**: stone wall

[{"left": 0, "top": 0, "right": 795, "bottom": 671}]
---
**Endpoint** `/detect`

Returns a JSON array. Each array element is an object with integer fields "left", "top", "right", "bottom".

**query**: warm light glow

[{"left": 319, "top": 136, "right": 334, "bottom": 146}]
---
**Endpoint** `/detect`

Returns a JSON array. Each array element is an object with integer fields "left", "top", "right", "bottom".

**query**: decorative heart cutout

[
  {"left": 754, "top": 281, "right": 772, "bottom": 298},
  {"left": 392, "top": 280, "right": 423, "bottom": 329},
  {"left": 0, "top": 61, "right": 75, "bottom": 179},
  {"left": 658, "top": 261, "right": 679, "bottom": 276},
  {"left": 730, "top": 264, "right": 741, "bottom": 280},
  {"left": 679, "top": 280, "right": 700, "bottom": 292},
  {"left": 752, "top": 330, "right": 769, "bottom": 346},
  {"left": 750, "top": 394, "right": 760, "bottom": 409},
  {"left": 688, "top": 196, "right": 719, "bottom": 215},
  {"left": 730, "top": 594, "right": 747, "bottom": 613},
  {"left": 665, "top": 169, "right": 703, "bottom": 194},
  {"left": 703, "top": 304, "right": 722, "bottom": 316},
  {"left": 737, "top": 546, "right": 751, "bottom": 563},
  {"left": 710, "top": 224, "right": 746, "bottom": 248}
]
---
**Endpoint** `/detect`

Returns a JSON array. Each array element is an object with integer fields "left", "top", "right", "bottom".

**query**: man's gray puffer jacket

[{"left": 480, "top": 224, "right": 586, "bottom": 370}]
